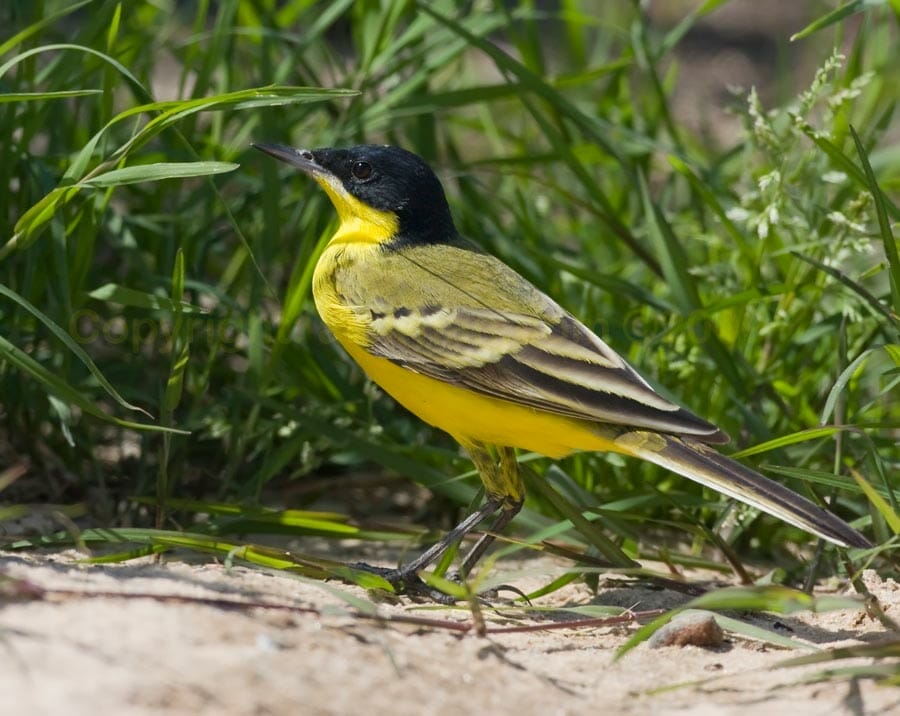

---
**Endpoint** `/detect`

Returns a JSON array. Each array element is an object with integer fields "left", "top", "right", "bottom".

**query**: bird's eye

[{"left": 351, "top": 160, "right": 373, "bottom": 181}]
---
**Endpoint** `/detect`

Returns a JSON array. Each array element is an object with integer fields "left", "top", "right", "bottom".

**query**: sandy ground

[{"left": 1, "top": 548, "right": 898, "bottom": 716}]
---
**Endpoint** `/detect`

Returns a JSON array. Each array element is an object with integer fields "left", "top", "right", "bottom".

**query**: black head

[{"left": 254, "top": 143, "right": 458, "bottom": 245}]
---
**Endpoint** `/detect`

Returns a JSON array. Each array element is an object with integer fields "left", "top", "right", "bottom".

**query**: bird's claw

[
  {"left": 348, "top": 563, "right": 529, "bottom": 605},
  {"left": 348, "top": 562, "right": 458, "bottom": 604}
]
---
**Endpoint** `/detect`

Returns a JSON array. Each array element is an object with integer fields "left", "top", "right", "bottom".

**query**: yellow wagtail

[{"left": 255, "top": 143, "right": 870, "bottom": 598}]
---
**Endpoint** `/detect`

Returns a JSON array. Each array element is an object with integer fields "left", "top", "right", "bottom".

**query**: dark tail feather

[{"left": 614, "top": 431, "right": 871, "bottom": 549}]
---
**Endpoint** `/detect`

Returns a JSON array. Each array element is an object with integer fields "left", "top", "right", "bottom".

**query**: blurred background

[{"left": 1, "top": 1, "right": 897, "bottom": 580}]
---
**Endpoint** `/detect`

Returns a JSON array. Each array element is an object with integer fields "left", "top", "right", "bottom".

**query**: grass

[{"left": 1, "top": 0, "right": 898, "bottom": 674}]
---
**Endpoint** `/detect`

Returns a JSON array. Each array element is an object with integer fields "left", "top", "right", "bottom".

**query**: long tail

[{"left": 613, "top": 431, "right": 871, "bottom": 549}]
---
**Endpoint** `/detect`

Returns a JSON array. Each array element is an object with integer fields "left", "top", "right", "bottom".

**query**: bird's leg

[
  {"left": 348, "top": 442, "right": 523, "bottom": 602},
  {"left": 456, "top": 445, "right": 523, "bottom": 579},
  {"left": 393, "top": 495, "right": 503, "bottom": 576},
  {"left": 457, "top": 498, "right": 523, "bottom": 579},
  {"left": 349, "top": 496, "right": 502, "bottom": 602}
]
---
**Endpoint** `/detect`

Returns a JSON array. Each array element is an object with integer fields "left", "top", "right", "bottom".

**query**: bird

[{"left": 254, "top": 142, "right": 871, "bottom": 599}]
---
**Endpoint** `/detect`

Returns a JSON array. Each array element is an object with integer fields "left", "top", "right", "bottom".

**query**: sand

[{"left": 1, "top": 549, "right": 898, "bottom": 716}]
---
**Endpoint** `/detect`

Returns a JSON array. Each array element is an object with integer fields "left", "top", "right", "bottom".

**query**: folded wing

[{"left": 365, "top": 300, "right": 728, "bottom": 444}]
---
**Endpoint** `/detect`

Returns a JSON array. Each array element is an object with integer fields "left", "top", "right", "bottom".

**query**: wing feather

[
  {"left": 367, "top": 306, "right": 728, "bottom": 443},
  {"left": 333, "top": 244, "right": 726, "bottom": 442}
]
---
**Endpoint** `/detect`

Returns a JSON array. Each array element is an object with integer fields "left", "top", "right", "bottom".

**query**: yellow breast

[{"left": 312, "top": 242, "right": 373, "bottom": 349}]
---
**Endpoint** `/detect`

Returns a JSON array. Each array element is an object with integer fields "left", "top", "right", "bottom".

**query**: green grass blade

[
  {"left": 849, "top": 124, "right": 900, "bottom": 313},
  {"left": 85, "top": 284, "right": 207, "bottom": 313},
  {"left": 820, "top": 347, "right": 880, "bottom": 424},
  {"left": 156, "top": 248, "right": 191, "bottom": 525},
  {"left": 0, "top": 0, "right": 95, "bottom": 56},
  {"left": 0, "top": 284, "right": 150, "bottom": 416},
  {"left": 850, "top": 467, "right": 900, "bottom": 534},
  {"left": 790, "top": 1, "right": 866, "bottom": 42},
  {"left": 638, "top": 170, "right": 700, "bottom": 313},
  {"left": 524, "top": 466, "right": 636, "bottom": 568},
  {"left": 0, "top": 90, "right": 102, "bottom": 102},
  {"left": 0, "top": 43, "right": 149, "bottom": 96},
  {"left": 82, "top": 161, "right": 238, "bottom": 187},
  {"left": 0, "top": 334, "right": 183, "bottom": 434},
  {"left": 732, "top": 427, "right": 851, "bottom": 458},
  {"left": 791, "top": 251, "right": 898, "bottom": 326}
]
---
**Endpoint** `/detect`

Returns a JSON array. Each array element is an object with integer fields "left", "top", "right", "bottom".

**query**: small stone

[{"left": 648, "top": 612, "right": 725, "bottom": 649}]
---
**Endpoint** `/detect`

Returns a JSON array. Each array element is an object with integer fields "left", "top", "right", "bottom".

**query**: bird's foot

[
  {"left": 347, "top": 562, "right": 530, "bottom": 605},
  {"left": 445, "top": 569, "right": 532, "bottom": 603},
  {"left": 347, "top": 562, "right": 458, "bottom": 604}
]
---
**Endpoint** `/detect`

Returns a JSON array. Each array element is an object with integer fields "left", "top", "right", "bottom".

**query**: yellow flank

[{"left": 338, "top": 337, "right": 625, "bottom": 460}]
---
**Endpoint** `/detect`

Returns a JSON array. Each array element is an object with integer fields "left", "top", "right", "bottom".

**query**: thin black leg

[
  {"left": 457, "top": 498, "right": 523, "bottom": 578},
  {"left": 349, "top": 496, "right": 503, "bottom": 601},
  {"left": 348, "top": 442, "right": 524, "bottom": 602}
]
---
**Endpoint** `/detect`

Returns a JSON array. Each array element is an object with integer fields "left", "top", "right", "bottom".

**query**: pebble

[{"left": 648, "top": 611, "right": 725, "bottom": 649}]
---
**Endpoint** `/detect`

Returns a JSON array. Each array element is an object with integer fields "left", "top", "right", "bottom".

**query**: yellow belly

[{"left": 339, "top": 338, "right": 621, "bottom": 459}]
